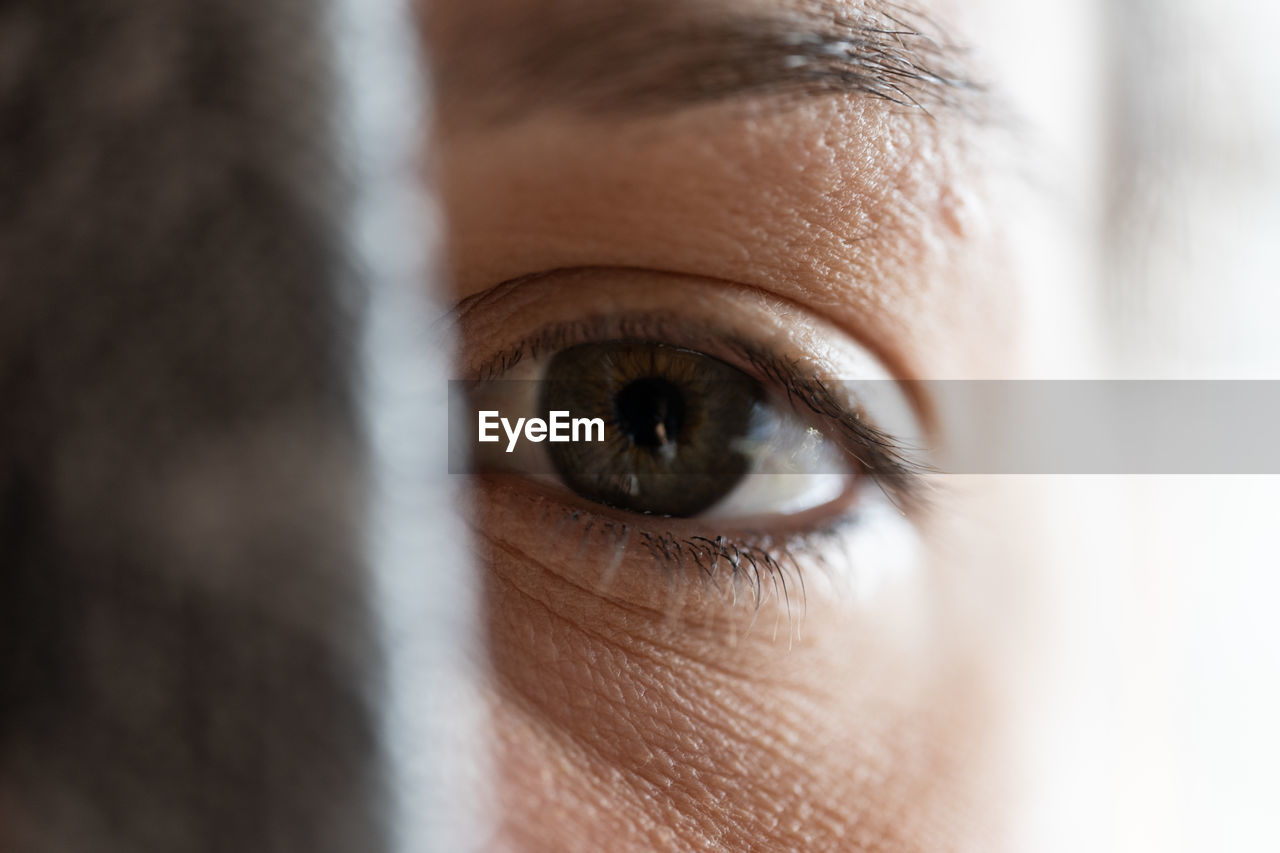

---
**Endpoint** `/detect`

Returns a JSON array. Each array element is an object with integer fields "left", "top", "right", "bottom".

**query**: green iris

[{"left": 538, "top": 341, "right": 765, "bottom": 517}]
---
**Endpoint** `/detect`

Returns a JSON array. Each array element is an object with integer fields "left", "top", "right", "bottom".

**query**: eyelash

[
  {"left": 465, "top": 312, "right": 924, "bottom": 599},
  {"left": 478, "top": 484, "right": 860, "bottom": 612},
  {"left": 605, "top": 521, "right": 863, "bottom": 615}
]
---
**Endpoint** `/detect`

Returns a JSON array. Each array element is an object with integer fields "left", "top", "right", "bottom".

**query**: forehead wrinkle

[{"left": 426, "top": 0, "right": 985, "bottom": 123}]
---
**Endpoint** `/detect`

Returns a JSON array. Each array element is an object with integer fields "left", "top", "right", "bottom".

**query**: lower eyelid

[
  {"left": 472, "top": 472, "right": 924, "bottom": 624},
  {"left": 471, "top": 477, "right": 830, "bottom": 610}
]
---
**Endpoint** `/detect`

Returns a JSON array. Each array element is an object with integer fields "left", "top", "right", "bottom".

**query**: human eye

[
  {"left": 454, "top": 268, "right": 927, "bottom": 607},
  {"left": 534, "top": 338, "right": 853, "bottom": 521}
]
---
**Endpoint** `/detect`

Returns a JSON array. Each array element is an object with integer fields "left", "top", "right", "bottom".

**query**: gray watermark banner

[
  {"left": 920, "top": 380, "right": 1280, "bottom": 474},
  {"left": 448, "top": 380, "right": 1280, "bottom": 474}
]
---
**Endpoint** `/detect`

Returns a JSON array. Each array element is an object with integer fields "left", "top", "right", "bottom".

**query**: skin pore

[{"left": 426, "top": 0, "right": 1051, "bottom": 849}]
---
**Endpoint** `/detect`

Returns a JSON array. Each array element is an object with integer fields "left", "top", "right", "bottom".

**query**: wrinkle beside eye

[{"left": 485, "top": 535, "right": 844, "bottom": 766}]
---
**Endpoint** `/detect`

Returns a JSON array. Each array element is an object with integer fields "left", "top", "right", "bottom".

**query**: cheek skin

[{"left": 476, "top": 485, "right": 1005, "bottom": 851}]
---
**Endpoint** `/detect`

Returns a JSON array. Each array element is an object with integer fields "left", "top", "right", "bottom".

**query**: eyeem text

[{"left": 478, "top": 410, "right": 606, "bottom": 453}]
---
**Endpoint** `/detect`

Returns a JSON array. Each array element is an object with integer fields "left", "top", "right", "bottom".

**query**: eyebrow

[{"left": 433, "top": 0, "right": 983, "bottom": 121}]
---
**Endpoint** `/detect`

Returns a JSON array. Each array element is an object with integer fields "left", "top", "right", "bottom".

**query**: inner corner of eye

[{"left": 472, "top": 338, "right": 858, "bottom": 521}]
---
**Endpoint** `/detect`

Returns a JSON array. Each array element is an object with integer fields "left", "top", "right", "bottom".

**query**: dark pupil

[{"left": 614, "top": 377, "right": 684, "bottom": 448}]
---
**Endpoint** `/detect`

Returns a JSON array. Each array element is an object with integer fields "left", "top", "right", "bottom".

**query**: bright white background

[{"left": 1011, "top": 1, "right": 1280, "bottom": 849}]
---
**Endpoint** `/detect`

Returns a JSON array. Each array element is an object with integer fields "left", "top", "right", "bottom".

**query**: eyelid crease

[
  {"left": 450, "top": 267, "right": 935, "bottom": 414},
  {"left": 464, "top": 312, "right": 931, "bottom": 515}
]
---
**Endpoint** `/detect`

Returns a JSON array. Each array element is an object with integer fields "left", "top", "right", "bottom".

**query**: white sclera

[{"left": 701, "top": 414, "right": 851, "bottom": 519}]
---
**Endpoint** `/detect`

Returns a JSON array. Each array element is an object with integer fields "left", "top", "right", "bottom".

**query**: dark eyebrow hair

[{"left": 431, "top": 0, "right": 983, "bottom": 121}]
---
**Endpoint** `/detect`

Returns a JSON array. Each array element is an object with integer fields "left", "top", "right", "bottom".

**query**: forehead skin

[{"left": 425, "top": 0, "right": 1041, "bottom": 849}]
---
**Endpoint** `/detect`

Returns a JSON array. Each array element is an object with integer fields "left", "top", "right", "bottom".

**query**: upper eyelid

[
  {"left": 463, "top": 313, "right": 929, "bottom": 512},
  {"left": 468, "top": 313, "right": 691, "bottom": 380},
  {"left": 451, "top": 266, "right": 928, "bottom": 391}
]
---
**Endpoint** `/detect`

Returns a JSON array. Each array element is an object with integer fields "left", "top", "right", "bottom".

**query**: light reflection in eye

[{"left": 706, "top": 423, "right": 849, "bottom": 520}]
